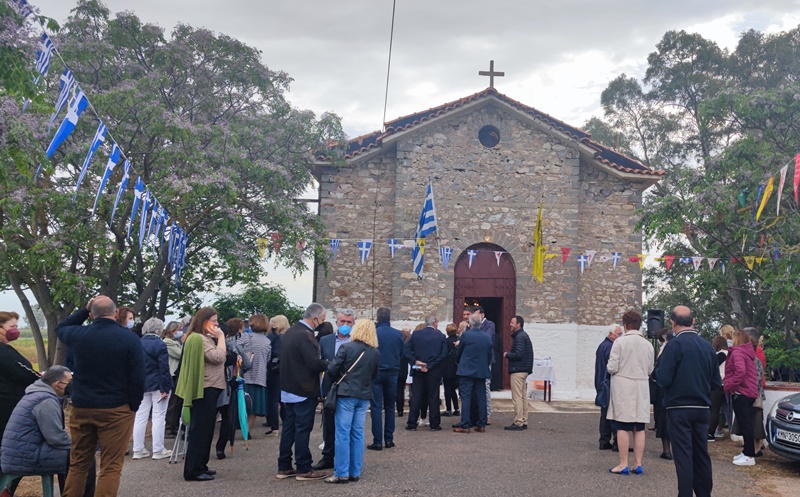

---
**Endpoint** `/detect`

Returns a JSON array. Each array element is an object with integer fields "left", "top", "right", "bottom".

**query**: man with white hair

[
  {"left": 595, "top": 323, "right": 623, "bottom": 450},
  {"left": 404, "top": 314, "right": 447, "bottom": 431}
]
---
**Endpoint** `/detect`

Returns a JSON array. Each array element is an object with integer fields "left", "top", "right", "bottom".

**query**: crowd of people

[{"left": 594, "top": 306, "right": 772, "bottom": 497}]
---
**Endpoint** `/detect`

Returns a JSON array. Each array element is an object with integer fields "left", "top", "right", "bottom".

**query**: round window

[{"left": 478, "top": 125, "right": 500, "bottom": 148}]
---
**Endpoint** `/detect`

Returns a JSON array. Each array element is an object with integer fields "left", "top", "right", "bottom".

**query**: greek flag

[
  {"left": 358, "top": 240, "right": 373, "bottom": 266},
  {"left": 110, "top": 159, "right": 131, "bottom": 222},
  {"left": 127, "top": 177, "right": 144, "bottom": 238},
  {"left": 46, "top": 86, "right": 88, "bottom": 158},
  {"left": 467, "top": 249, "right": 477, "bottom": 269},
  {"left": 146, "top": 198, "right": 160, "bottom": 242},
  {"left": 411, "top": 183, "right": 437, "bottom": 278},
  {"left": 439, "top": 246, "right": 453, "bottom": 270},
  {"left": 168, "top": 223, "right": 181, "bottom": 268},
  {"left": 35, "top": 34, "right": 55, "bottom": 76},
  {"left": 329, "top": 239, "right": 340, "bottom": 258},
  {"left": 611, "top": 252, "right": 621, "bottom": 269},
  {"left": 138, "top": 189, "right": 151, "bottom": 249},
  {"left": 12, "top": 0, "right": 34, "bottom": 17},
  {"left": 74, "top": 121, "right": 107, "bottom": 201},
  {"left": 388, "top": 238, "right": 402, "bottom": 258},
  {"left": 157, "top": 208, "right": 169, "bottom": 245},
  {"left": 49, "top": 69, "right": 76, "bottom": 131},
  {"left": 90, "top": 141, "right": 120, "bottom": 217},
  {"left": 578, "top": 254, "right": 588, "bottom": 274}
]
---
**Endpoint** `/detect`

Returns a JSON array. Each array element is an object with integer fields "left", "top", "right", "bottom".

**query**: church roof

[{"left": 326, "top": 87, "right": 665, "bottom": 178}]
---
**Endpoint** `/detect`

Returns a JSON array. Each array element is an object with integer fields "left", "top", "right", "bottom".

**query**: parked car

[{"left": 766, "top": 392, "right": 800, "bottom": 462}]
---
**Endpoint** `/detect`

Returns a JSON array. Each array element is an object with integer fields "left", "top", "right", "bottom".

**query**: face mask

[
  {"left": 4, "top": 327, "right": 20, "bottom": 342},
  {"left": 338, "top": 324, "right": 351, "bottom": 336},
  {"left": 271, "top": 327, "right": 277, "bottom": 334},
  {"left": 63, "top": 381, "right": 73, "bottom": 397},
  {"left": 174, "top": 330, "right": 184, "bottom": 340},
  {"left": 127, "top": 321, "right": 135, "bottom": 329}
]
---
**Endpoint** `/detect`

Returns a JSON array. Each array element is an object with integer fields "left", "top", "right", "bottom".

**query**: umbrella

[{"left": 236, "top": 376, "right": 250, "bottom": 450}]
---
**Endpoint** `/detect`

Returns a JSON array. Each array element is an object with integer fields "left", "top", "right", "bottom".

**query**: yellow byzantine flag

[
  {"left": 532, "top": 201, "right": 547, "bottom": 283},
  {"left": 257, "top": 237, "right": 269, "bottom": 259},
  {"left": 756, "top": 176, "right": 774, "bottom": 221}
]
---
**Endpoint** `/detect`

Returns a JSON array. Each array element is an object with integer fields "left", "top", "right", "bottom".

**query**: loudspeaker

[{"left": 646, "top": 309, "right": 665, "bottom": 339}]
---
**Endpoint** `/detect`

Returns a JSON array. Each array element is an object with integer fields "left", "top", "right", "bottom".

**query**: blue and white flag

[
  {"left": 127, "top": 177, "right": 145, "bottom": 238},
  {"left": 90, "top": 141, "right": 120, "bottom": 216},
  {"left": 411, "top": 183, "right": 437, "bottom": 278},
  {"left": 46, "top": 87, "right": 88, "bottom": 158},
  {"left": 578, "top": 254, "right": 588, "bottom": 274},
  {"left": 146, "top": 198, "right": 160, "bottom": 242},
  {"left": 49, "top": 69, "right": 76, "bottom": 130},
  {"left": 388, "top": 238, "right": 402, "bottom": 258},
  {"left": 35, "top": 33, "right": 55, "bottom": 77},
  {"left": 329, "top": 239, "right": 340, "bottom": 258},
  {"left": 74, "top": 121, "right": 107, "bottom": 200},
  {"left": 679, "top": 257, "right": 692, "bottom": 265},
  {"left": 110, "top": 159, "right": 131, "bottom": 222},
  {"left": 611, "top": 252, "right": 622, "bottom": 269},
  {"left": 168, "top": 223, "right": 180, "bottom": 268},
  {"left": 156, "top": 208, "right": 169, "bottom": 245},
  {"left": 439, "top": 246, "right": 453, "bottom": 270},
  {"left": 467, "top": 249, "right": 477, "bottom": 269},
  {"left": 138, "top": 189, "right": 151, "bottom": 249},
  {"left": 357, "top": 240, "right": 373, "bottom": 266},
  {"left": 11, "top": 0, "right": 34, "bottom": 18}
]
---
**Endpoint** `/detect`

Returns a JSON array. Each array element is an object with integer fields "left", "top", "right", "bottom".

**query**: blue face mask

[
  {"left": 127, "top": 320, "right": 135, "bottom": 329},
  {"left": 338, "top": 324, "right": 352, "bottom": 336},
  {"left": 174, "top": 330, "right": 183, "bottom": 340}
]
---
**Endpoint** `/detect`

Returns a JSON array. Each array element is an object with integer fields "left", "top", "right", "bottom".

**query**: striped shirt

[{"left": 237, "top": 332, "right": 271, "bottom": 387}]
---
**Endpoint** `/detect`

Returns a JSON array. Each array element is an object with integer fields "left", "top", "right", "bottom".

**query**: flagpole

[{"left": 370, "top": 181, "right": 379, "bottom": 320}]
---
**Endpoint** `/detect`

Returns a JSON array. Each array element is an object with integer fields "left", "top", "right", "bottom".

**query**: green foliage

[
  {"left": 213, "top": 285, "right": 303, "bottom": 324},
  {"left": 762, "top": 328, "right": 800, "bottom": 382}
]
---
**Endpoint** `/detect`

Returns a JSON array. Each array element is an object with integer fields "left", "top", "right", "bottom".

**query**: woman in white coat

[{"left": 607, "top": 310, "right": 654, "bottom": 475}]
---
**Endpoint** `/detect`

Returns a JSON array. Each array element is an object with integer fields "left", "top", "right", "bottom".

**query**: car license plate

[{"left": 776, "top": 429, "right": 800, "bottom": 444}]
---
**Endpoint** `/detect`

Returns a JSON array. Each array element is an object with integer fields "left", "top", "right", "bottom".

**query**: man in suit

[
  {"left": 313, "top": 308, "right": 355, "bottom": 471},
  {"left": 277, "top": 303, "right": 330, "bottom": 481},
  {"left": 56, "top": 296, "right": 145, "bottom": 497},
  {"left": 453, "top": 313, "right": 493, "bottom": 433},
  {"left": 368, "top": 307, "right": 404, "bottom": 450},
  {"left": 595, "top": 323, "right": 622, "bottom": 450},
  {"left": 477, "top": 306, "right": 496, "bottom": 423},
  {"left": 404, "top": 314, "right": 447, "bottom": 431}
]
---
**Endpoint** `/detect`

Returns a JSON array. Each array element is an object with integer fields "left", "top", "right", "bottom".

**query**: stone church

[{"left": 313, "top": 86, "right": 664, "bottom": 399}]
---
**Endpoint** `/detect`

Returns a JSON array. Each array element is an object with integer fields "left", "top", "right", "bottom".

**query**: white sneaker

[
  {"left": 733, "top": 455, "right": 755, "bottom": 466},
  {"left": 730, "top": 434, "right": 743, "bottom": 443},
  {"left": 420, "top": 418, "right": 429, "bottom": 426},
  {"left": 132, "top": 449, "right": 150, "bottom": 460},
  {"left": 151, "top": 449, "right": 172, "bottom": 460},
  {"left": 732, "top": 452, "right": 745, "bottom": 461}
]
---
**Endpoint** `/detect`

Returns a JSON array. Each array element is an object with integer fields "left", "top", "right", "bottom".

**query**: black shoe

[
  {"left": 216, "top": 451, "right": 226, "bottom": 460},
  {"left": 348, "top": 476, "right": 360, "bottom": 482},
  {"left": 405, "top": 425, "right": 417, "bottom": 431},
  {"left": 312, "top": 460, "right": 334, "bottom": 471},
  {"left": 430, "top": 426, "right": 442, "bottom": 431},
  {"left": 660, "top": 452, "right": 673, "bottom": 460},
  {"left": 452, "top": 410, "right": 461, "bottom": 416},
  {"left": 264, "top": 429, "right": 274, "bottom": 436},
  {"left": 366, "top": 443, "right": 382, "bottom": 451},
  {"left": 397, "top": 411, "right": 404, "bottom": 417},
  {"left": 204, "top": 470, "right": 217, "bottom": 476},
  {"left": 599, "top": 442, "right": 614, "bottom": 450},
  {"left": 754, "top": 450, "right": 764, "bottom": 458},
  {"left": 186, "top": 474, "right": 215, "bottom": 481},
  {"left": 523, "top": 424, "right": 527, "bottom": 429},
  {"left": 504, "top": 424, "right": 524, "bottom": 431},
  {"left": 385, "top": 442, "right": 395, "bottom": 448},
  {"left": 442, "top": 411, "right": 452, "bottom": 417}
]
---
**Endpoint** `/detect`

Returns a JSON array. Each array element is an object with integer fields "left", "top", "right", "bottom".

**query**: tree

[
  {"left": 0, "top": 0, "right": 344, "bottom": 367},
  {"left": 213, "top": 285, "right": 303, "bottom": 324}
]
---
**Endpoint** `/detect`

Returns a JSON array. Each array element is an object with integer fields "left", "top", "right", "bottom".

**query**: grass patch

[{"left": 11, "top": 337, "right": 45, "bottom": 371}]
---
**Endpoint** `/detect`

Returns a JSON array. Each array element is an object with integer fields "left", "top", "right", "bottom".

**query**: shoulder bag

[{"left": 323, "top": 350, "right": 366, "bottom": 413}]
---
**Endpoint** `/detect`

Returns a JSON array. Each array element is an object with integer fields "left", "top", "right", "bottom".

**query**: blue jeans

[
  {"left": 277, "top": 397, "right": 318, "bottom": 474},
  {"left": 334, "top": 397, "right": 369, "bottom": 478},
  {"left": 370, "top": 374, "right": 398, "bottom": 445}
]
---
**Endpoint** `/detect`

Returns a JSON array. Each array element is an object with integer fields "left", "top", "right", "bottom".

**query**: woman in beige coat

[{"left": 607, "top": 310, "right": 654, "bottom": 475}]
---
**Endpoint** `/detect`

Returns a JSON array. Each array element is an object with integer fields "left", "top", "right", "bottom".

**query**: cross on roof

[{"left": 479, "top": 60, "right": 505, "bottom": 89}]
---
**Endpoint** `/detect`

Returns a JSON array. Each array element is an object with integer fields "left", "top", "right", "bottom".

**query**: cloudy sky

[{"left": 4, "top": 0, "right": 800, "bottom": 317}]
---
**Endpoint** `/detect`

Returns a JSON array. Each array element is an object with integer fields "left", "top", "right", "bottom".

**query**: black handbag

[
  {"left": 595, "top": 371, "right": 610, "bottom": 408},
  {"left": 324, "top": 351, "right": 366, "bottom": 413}
]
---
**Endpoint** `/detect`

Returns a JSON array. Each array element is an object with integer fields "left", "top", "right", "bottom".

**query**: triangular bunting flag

[
  {"left": 495, "top": 251, "right": 503, "bottom": 266},
  {"left": 707, "top": 258, "right": 719, "bottom": 269},
  {"left": 257, "top": 237, "right": 268, "bottom": 259},
  {"left": 778, "top": 165, "right": 788, "bottom": 215},
  {"left": 138, "top": 189, "right": 150, "bottom": 249},
  {"left": 561, "top": 247, "right": 571, "bottom": 263},
  {"left": 46, "top": 87, "right": 89, "bottom": 159},
  {"left": 329, "top": 239, "right": 341, "bottom": 258},
  {"left": 756, "top": 176, "right": 774, "bottom": 221},
  {"left": 611, "top": 252, "right": 621, "bottom": 269},
  {"left": 664, "top": 255, "right": 675, "bottom": 270},
  {"left": 110, "top": 159, "right": 131, "bottom": 222},
  {"left": 794, "top": 153, "right": 800, "bottom": 205},
  {"left": 49, "top": 68, "right": 76, "bottom": 130},
  {"left": 755, "top": 257, "right": 764, "bottom": 265},
  {"left": 75, "top": 121, "right": 107, "bottom": 200},
  {"left": 752, "top": 184, "right": 765, "bottom": 221},
  {"left": 577, "top": 255, "right": 588, "bottom": 274},
  {"left": 91, "top": 141, "right": 121, "bottom": 217},
  {"left": 721, "top": 262, "right": 726, "bottom": 274},
  {"left": 357, "top": 240, "right": 373, "bottom": 266},
  {"left": 745, "top": 256, "right": 756, "bottom": 269},
  {"left": 467, "top": 250, "right": 477, "bottom": 269},
  {"left": 127, "top": 177, "right": 144, "bottom": 239},
  {"left": 440, "top": 246, "right": 453, "bottom": 270},
  {"left": 692, "top": 257, "right": 704, "bottom": 271},
  {"left": 679, "top": 257, "right": 692, "bottom": 265},
  {"left": 388, "top": 238, "right": 401, "bottom": 258},
  {"left": 586, "top": 250, "right": 597, "bottom": 268},
  {"left": 638, "top": 254, "right": 647, "bottom": 270},
  {"left": 271, "top": 233, "right": 283, "bottom": 252}
]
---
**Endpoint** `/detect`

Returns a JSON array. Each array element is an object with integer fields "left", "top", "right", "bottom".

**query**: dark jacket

[
  {"left": 0, "top": 343, "right": 39, "bottom": 436},
  {"left": 320, "top": 333, "right": 346, "bottom": 395},
  {"left": 279, "top": 321, "right": 329, "bottom": 398},
  {"left": 404, "top": 326, "right": 448, "bottom": 372},
  {"left": 456, "top": 328, "right": 493, "bottom": 379},
  {"left": 506, "top": 328, "right": 534, "bottom": 374},
  {"left": 266, "top": 332, "right": 282, "bottom": 373},
  {"left": 480, "top": 319, "right": 497, "bottom": 364},
  {"left": 1, "top": 380, "right": 70, "bottom": 475},
  {"left": 57, "top": 308, "right": 145, "bottom": 412},
  {"left": 141, "top": 334, "right": 172, "bottom": 394},
  {"left": 326, "top": 340, "right": 380, "bottom": 400},
  {"left": 443, "top": 335, "right": 459, "bottom": 378},
  {"left": 655, "top": 329, "right": 722, "bottom": 408},
  {"left": 594, "top": 337, "right": 614, "bottom": 392},
  {"left": 375, "top": 322, "right": 404, "bottom": 375}
]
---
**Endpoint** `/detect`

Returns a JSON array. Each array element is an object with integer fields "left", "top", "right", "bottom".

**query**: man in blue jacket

[
  {"left": 404, "top": 315, "right": 447, "bottom": 431},
  {"left": 453, "top": 314, "right": 493, "bottom": 433},
  {"left": 595, "top": 323, "right": 622, "bottom": 450},
  {"left": 368, "top": 307, "right": 404, "bottom": 450},
  {"left": 503, "top": 316, "right": 533, "bottom": 431},
  {"left": 56, "top": 296, "right": 145, "bottom": 497}
]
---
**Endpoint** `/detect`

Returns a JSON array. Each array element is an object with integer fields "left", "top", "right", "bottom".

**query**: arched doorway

[{"left": 452, "top": 242, "right": 516, "bottom": 389}]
